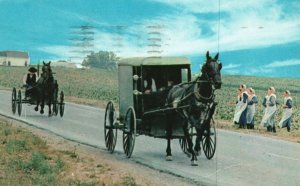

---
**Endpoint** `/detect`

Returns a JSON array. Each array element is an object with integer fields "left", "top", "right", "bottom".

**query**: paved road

[{"left": 1, "top": 90, "right": 300, "bottom": 185}]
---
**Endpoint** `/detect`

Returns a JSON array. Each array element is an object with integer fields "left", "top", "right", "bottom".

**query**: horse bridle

[{"left": 193, "top": 61, "right": 220, "bottom": 101}]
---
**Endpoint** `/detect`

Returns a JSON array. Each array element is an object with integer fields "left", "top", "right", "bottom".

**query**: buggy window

[{"left": 181, "top": 68, "right": 188, "bottom": 83}]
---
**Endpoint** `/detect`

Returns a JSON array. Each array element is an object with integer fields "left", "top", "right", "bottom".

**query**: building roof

[
  {"left": 0, "top": 51, "right": 29, "bottom": 58},
  {"left": 118, "top": 56, "right": 191, "bottom": 66}
]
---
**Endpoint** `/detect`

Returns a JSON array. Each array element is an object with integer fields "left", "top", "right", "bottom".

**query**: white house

[{"left": 0, "top": 51, "right": 30, "bottom": 66}]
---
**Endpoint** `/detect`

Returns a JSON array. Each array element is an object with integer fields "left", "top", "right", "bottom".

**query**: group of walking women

[{"left": 233, "top": 84, "right": 293, "bottom": 133}]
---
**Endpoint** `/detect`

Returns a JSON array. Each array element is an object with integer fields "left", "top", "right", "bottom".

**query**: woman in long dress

[
  {"left": 233, "top": 85, "right": 248, "bottom": 128},
  {"left": 279, "top": 90, "right": 293, "bottom": 132},
  {"left": 261, "top": 87, "right": 277, "bottom": 133},
  {"left": 246, "top": 88, "right": 258, "bottom": 129}
]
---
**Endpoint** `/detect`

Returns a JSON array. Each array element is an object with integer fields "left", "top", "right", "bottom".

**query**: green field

[{"left": 1, "top": 66, "right": 299, "bottom": 130}]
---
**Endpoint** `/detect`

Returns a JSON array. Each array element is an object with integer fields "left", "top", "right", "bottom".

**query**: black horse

[
  {"left": 165, "top": 51, "right": 222, "bottom": 166},
  {"left": 34, "top": 61, "right": 56, "bottom": 116}
]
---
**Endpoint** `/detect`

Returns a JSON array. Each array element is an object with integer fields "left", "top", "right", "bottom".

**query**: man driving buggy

[{"left": 23, "top": 67, "right": 38, "bottom": 89}]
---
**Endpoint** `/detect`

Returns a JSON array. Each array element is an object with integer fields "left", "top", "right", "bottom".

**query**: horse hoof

[
  {"left": 34, "top": 107, "right": 38, "bottom": 111},
  {"left": 195, "top": 150, "right": 201, "bottom": 156},
  {"left": 185, "top": 152, "right": 191, "bottom": 158},
  {"left": 191, "top": 160, "right": 198, "bottom": 166},
  {"left": 40, "top": 110, "right": 44, "bottom": 114},
  {"left": 165, "top": 156, "right": 173, "bottom": 161}
]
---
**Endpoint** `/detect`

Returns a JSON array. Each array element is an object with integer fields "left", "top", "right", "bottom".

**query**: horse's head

[
  {"left": 41, "top": 61, "right": 53, "bottom": 80},
  {"left": 201, "top": 51, "right": 222, "bottom": 89}
]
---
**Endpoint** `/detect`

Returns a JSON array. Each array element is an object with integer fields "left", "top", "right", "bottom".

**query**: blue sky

[{"left": 0, "top": 0, "right": 300, "bottom": 78}]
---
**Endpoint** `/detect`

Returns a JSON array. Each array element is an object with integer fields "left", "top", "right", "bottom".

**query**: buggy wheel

[
  {"left": 17, "top": 90, "right": 22, "bottom": 116},
  {"left": 59, "top": 91, "right": 64, "bottom": 117},
  {"left": 123, "top": 107, "right": 136, "bottom": 158},
  {"left": 53, "top": 101, "right": 59, "bottom": 116},
  {"left": 12, "top": 88, "right": 17, "bottom": 114},
  {"left": 179, "top": 126, "right": 194, "bottom": 154},
  {"left": 202, "top": 118, "right": 217, "bottom": 159},
  {"left": 104, "top": 101, "right": 117, "bottom": 153},
  {"left": 52, "top": 87, "right": 59, "bottom": 116}
]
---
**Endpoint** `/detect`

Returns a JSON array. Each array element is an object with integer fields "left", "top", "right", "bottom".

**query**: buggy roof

[{"left": 118, "top": 57, "right": 191, "bottom": 66}]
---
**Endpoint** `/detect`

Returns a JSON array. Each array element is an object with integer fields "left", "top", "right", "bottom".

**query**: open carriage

[
  {"left": 104, "top": 56, "right": 218, "bottom": 161},
  {"left": 11, "top": 64, "right": 65, "bottom": 117}
]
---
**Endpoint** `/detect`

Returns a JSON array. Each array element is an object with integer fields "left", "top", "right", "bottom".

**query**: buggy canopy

[{"left": 118, "top": 57, "right": 191, "bottom": 66}]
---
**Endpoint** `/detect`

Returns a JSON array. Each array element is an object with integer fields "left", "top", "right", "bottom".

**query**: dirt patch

[{"left": 0, "top": 116, "right": 193, "bottom": 186}]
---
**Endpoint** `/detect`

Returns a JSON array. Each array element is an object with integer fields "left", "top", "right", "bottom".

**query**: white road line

[
  {"left": 204, "top": 163, "right": 242, "bottom": 178},
  {"left": 267, "top": 152, "right": 300, "bottom": 162}
]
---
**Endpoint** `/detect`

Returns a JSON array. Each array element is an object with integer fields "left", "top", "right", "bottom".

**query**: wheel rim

[
  {"left": 12, "top": 88, "right": 17, "bottom": 114},
  {"left": 53, "top": 102, "right": 58, "bottom": 116},
  {"left": 202, "top": 119, "right": 216, "bottom": 159},
  {"left": 179, "top": 138, "right": 187, "bottom": 153},
  {"left": 17, "top": 90, "right": 22, "bottom": 116},
  {"left": 59, "top": 91, "right": 64, "bottom": 117},
  {"left": 59, "top": 103, "right": 64, "bottom": 117},
  {"left": 53, "top": 89, "right": 58, "bottom": 116},
  {"left": 104, "top": 101, "right": 117, "bottom": 153},
  {"left": 123, "top": 107, "right": 136, "bottom": 158},
  {"left": 179, "top": 126, "right": 193, "bottom": 154}
]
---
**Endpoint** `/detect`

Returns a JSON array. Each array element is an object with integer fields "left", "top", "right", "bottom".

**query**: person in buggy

[
  {"left": 23, "top": 67, "right": 38, "bottom": 97},
  {"left": 23, "top": 67, "right": 38, "bottom": 88}
]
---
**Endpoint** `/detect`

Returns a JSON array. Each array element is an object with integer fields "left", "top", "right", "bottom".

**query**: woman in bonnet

[{"left": 261, "top": 87, "right": 277, "bottom": 133}]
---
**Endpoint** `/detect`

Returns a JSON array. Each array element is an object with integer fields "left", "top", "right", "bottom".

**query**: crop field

[
  {"left": 1, "top": 65, "right": 299, "bottom": 129},
  {"left": 0, "top": 66, "right": 118, "bottom": 103}
]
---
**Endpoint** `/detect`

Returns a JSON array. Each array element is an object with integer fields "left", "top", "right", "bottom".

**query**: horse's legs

[
  {"left": 183, "top": 122, "right": 198, "bottom": 166},
  {"left": 48, "top": 102, "right": 52, "bottom": 117},
  {"left": 35, "top": 100, "right": 39, "bottom": 111},
  {"left": 166, "top": 116, "right": 173, "bottom": 161},
  {"left": 40, "top": 97, "right": 44, "bottom": 114},
  {"left": 194, "top": 128, "right": 203, "bottom": 156},
  {"left": 166, "top": 138, "right": 172, "bottom": 161}
]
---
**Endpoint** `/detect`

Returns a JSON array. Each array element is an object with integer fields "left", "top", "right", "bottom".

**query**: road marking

[
  {"left": 267, "top": 152, "right": 300, "bottom": 162},
  {"left": 204, "top": 163, "right": 242, "bottom": 178}
]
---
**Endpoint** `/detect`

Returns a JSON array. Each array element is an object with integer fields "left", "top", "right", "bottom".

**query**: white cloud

[
  {"left": 245, "top": 67, "right": 273, "bottom": 76},
  {"left": 39, "top": 0, "right": 300, "bottom": 61},
  {"left": 223, "top": 69, "right": 240, "bottom": 75},
  {"left": 150, "top": 0, "right": 219, "bottom": 13},
  {"left": 37, "top": 29, "right": 148, "bottom": 63},
  {"left": 223, "top": 63, "right": 241, "bottom": 69},
  {"left": 264, "top": 59, "right": 300, "bottom": 68},
  {"left": 147, "top": 0, "right": 300, "bottom": 55}
]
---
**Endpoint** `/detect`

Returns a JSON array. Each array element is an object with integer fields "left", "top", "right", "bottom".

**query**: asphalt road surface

[{"left": 1, "top": 90, "right": 300, "bottom": 186}]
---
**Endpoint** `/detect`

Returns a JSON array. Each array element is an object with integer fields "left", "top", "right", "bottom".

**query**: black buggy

[
  {"left": 11, "top": 66, "right": 65, "bottom": 117},
  {"left": 103, "top": 57, "right": 217, "bottom": 161}
]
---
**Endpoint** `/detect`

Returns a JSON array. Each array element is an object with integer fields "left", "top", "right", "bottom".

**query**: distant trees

[{"left": 82, "top": 51, "right": 118, "bottom": 69}]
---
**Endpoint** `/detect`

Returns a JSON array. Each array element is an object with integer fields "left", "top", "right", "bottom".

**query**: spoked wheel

[
  {"left": 59, "top": 91, "right": 65, "bottom": 117},
  {"left": 123, "top": 107, "right": 136, "bottom": 158},
  {"left": 104, "top": 101, "right": 117, "bottom": 153},
  {"left": 53, "top": 101, "right": 59, "bottom": 116},
  {"left": 12, "top": 88, "right": 17, "bottom": 114},
  {"left": 202, "top": 118, "right": 217, "bottom": 159},
  {"left": 17, "top": 90, "right": 22, "bottom": 116},
  {"left": 179, "top": 126, "right": 194, "bottom": 154},
  {"left": 52, "top": 88, "right": 59, "bottom": 116}
]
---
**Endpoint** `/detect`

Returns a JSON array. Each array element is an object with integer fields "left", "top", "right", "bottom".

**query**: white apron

[
  {"left": 279, "top": 97, "right": 292, "bottom": 128},
  {"left": 233, "top": 94, "right": 247, "bottom": 123},
  {"left": 261, "top": 94, "right": 277, "bottom": 127},
  {"left": 246, "top": 95, "right": 256, "bottom": 124}
]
